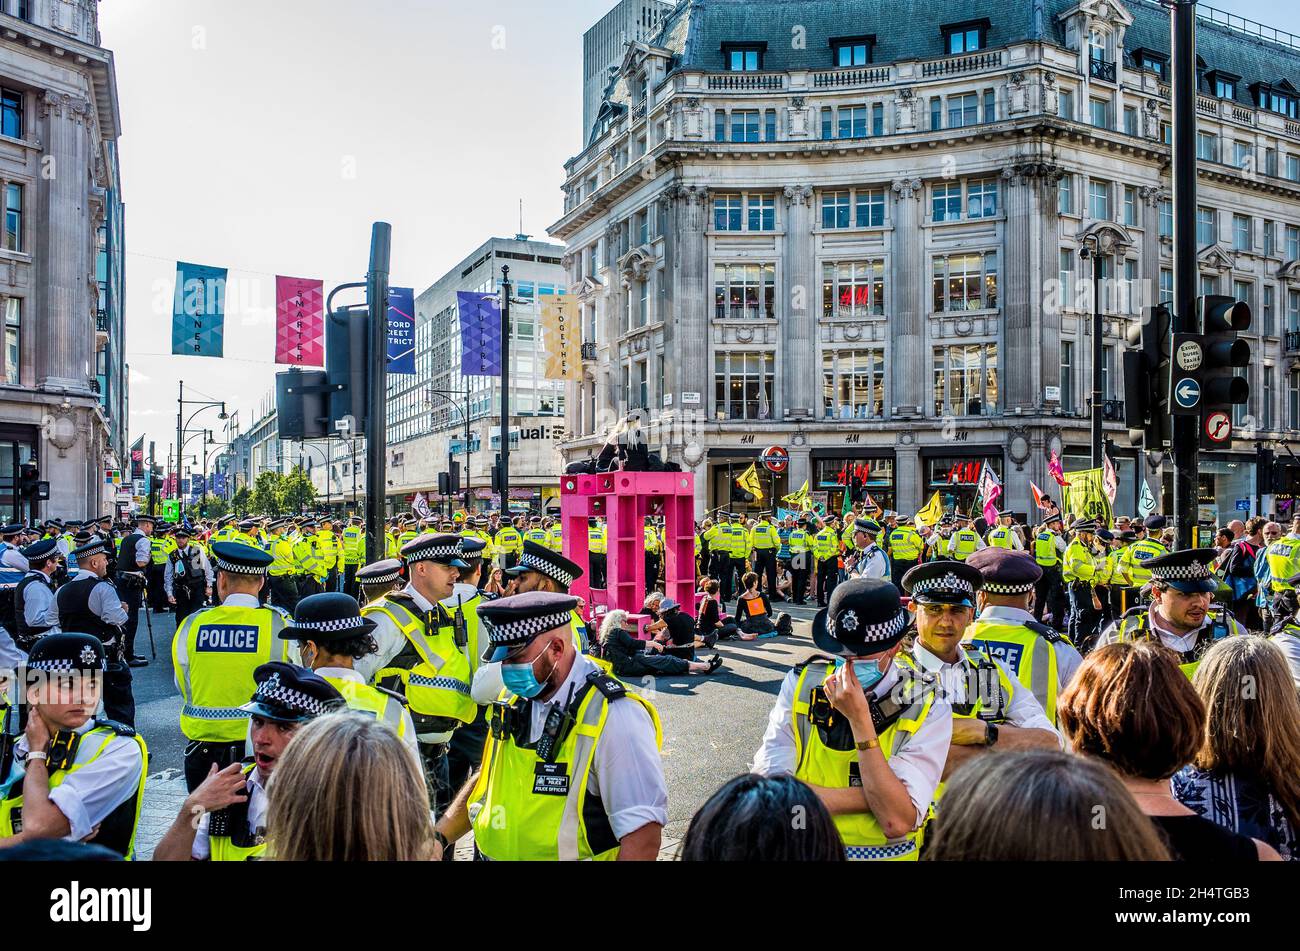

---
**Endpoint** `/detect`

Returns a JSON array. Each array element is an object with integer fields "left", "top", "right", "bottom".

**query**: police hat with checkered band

[
  {"left": 357, "top": 558, "right": 403, "bottom": 587},
  {"left": 1146, "top": 548, "right": 1220, "bottom": 594},
  {"left": 853, "top": 518, "right": 881, "bottom": 536},
  {"left": 504, "top": 540, "right": 583, "bottom": 588},
  {"left": 966, "top": 548, "right": 1041, "bottom": 595},
  {"left": 401, "top": 533, "right": 468, "bottom": 568},
  {"left": 282, "top": 592, "right": 378, "bottom": 643},
  {"left": 480, "top": 591, "right": 581, "bottom": 662},
  {"left": 458, "top": 537, "right": 487, "bottom": 562},
  {"left": 811, "top": 578, "right": 910, "bottom": 657},
  {"left": 239, "top": 661, "right": 346, "bottom": 723},
  {"left": 70, "top": 536, "right": 110, "bottom": 561},
  {"left": 24, "top": 632, "right": 106, "bottom": 675},
  {"left": 902, "top": 560, "right": 983, "bottom": 607},
  {"left": 0, "top": 522, "right": 23, "bottom": 537},
  {"left": 22, "top": 537, "right": 59, "bottom": 561},
  {"left": 210, "top": 541, "right": 274, "bottom": 577}
]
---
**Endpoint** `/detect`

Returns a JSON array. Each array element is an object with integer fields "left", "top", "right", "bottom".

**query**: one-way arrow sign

[
  {"left": 1171, "top": 333, "right": 1205, "bottom": 417},
  {"left": 1174, "top": 378, "right": 1201, "bottom": 409}
]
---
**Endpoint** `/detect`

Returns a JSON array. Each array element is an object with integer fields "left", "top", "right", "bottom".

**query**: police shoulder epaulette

[
  {"left": 92, "top": 718, "right": 137, "bottom": 738},
  {"left": 374, "top": 684, "right": 409, "bottom": 706},
  {"left": 585, "top": 670, "right": 628, "bottom": 701},
  {"left": 793, "top": 653, "right": 839, "bottom": 673},
  {"left": 1024, "top": 620, "right": 1063, "bottom": 644},
  {"left": 267, "top": 604, "right": 292, "bottom": 621}
]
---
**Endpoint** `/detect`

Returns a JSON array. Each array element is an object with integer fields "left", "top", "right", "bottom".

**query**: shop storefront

[
  {"left": 922, "top": 448, "right": 1003, "bottom": 520},
  {"left": 0, "top": 425, "right": 38, "bottom": 525},
  {"left": 709, "top": 450, "right": 788, "bottom": 517},
  {"left": 811, "top": 450, "right": 896, "bottom": 516},
  {"left": 1160, "top": 452, "right": 1257, "bottom": 527}
]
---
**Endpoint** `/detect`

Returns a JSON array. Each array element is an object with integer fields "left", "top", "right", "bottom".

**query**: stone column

[
  {"left": 895, "top": 443, "right": 921, "bottom": 515},
  {"left": 36, "top": 91, "right": 93, "bottom": 393},
  {"left": 1002, "top": 162, "right": 1064, "bottom": 412},
  {"left": 781, "top": 184, "right": 815, "bottom": 418},
  {"left": 1137, "top": 186, "right": 1167, "bottom": 302},
  {"left": 665, "top": 183, "right": 709, "bottom": 420},
  {"left": 888, "top": 177, "right": 924, "bottom": 416},
  {"left": 787, "top": 446, "right": 811, "bottom": 503}
]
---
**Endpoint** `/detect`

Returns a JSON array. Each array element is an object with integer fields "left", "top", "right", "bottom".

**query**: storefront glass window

[
  {"left": 815, "top": 457, "right": 895, "bottom": 514},
  {"left": 926, "top": 455, "right": 1002, "bottom": 516},
  {"left": 1197, "top": 456, "right": 1256, "bottom": 528}
]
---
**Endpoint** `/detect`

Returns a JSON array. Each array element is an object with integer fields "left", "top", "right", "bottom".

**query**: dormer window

[
  {"left": 1208, "top": 70, "right": 1240, "bottom": 101},
  {"left": 831, "top": 35, "right": 875, "bottom": 68},
  {"left": 723, "top": 43, "right": 765, "bottom": 72},
  {"left": 1134, "top": 49, "right": 1167, "bottom": 79},
  {"left": 1254, "top": 82, "right": 1298, "bottom": 119},
  {"left": 942, "top": 19, "right": 989, "bottom": 55}
]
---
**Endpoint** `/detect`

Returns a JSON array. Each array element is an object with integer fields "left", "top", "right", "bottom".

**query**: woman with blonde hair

[
  {"left": 597, "top": 609, "right": 721, "bottom": 678},
  {"left": 926, "top": 749, "right": 1171, "bottom": 861},
  {"left": 265, "top": 712, "right": 436, "bottom": 861},
  {"left": 1173, "top": 637, "right": 1300, "bottom": 860}
]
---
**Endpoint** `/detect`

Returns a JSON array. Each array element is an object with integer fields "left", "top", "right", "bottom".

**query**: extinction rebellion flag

[
  {"left": 172, "top": 262, "right": 227, "bottom": 357},
  {"left": 275, "top": 277, "right": 324, "bottom": 366},
  {"left": 457, "top": 292, "right": 502, "bottom": 376}
]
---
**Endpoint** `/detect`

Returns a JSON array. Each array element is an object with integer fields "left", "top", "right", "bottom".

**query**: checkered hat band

[
  {"left": 293, "top": 616, "right": 368, "bottom": 632},
  {"left": 518, "top": 552, "right": 574, "bottom": 587},
  {"left": 982, "top": 581, "right": 1036, "bottom": 595},
  {"left": 911, "top": 573, "right": 975, "bottom": 598},
  {"left": 406, "top": 544, "right": 458, "bottom": 563},
  {"left": 28, "top": 658, "right": 106, "bottom": 673},
  {"left": 360, "top": 571, "right": 400, "bottom": 585},
  {"left": 1153, "top": 564, "right": 1212, "bottom": 581},
  {"left": 485, "top": 610, "right": 573, "bottom": 646},
  {"left": 253, "top": 677, "right": 330, "bottom": 717},
  {"left": 216, "top": 557, "right": 266, "bottom": 575},
  {"left": 74, "top": 544, "right": 107, "bottom": 559},
  {"left": 830, "top": 607, "right": 908, "bottom": 643}
]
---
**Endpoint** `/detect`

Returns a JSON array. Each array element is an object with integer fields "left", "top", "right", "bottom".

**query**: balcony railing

[
  {"left": 921, "top": 50, "right": 1003, "bottom": 78},
  {"left": 1089, "top": 59, "right": 1116, "bottom": 82},
  {"left": 707, "top": 72, "right": 785, "bottom": 91},
  {"left": 96, "top": 310, "right": 109, "bottom": 333},
  {"left": 581, "top": 342, "right": 597, "bottom": 361},
  {"left": 1102, "top": 399, "right": 1125, "bottom": 422},
  {"left": 1286, "top": 330, "right": 1300, "bottom": 352},
  {"left": 812, "top": 66, "right": 891, "bottom": 89}
]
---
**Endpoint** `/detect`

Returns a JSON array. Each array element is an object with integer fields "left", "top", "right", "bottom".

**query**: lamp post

[
  {"left": 176, "top": 381, "right": 228, "bottom": 520},
  {"left": 1078, "top": 225, "right": 1130, "bottom": 471},
  {"left": 298, "top": 441, "right": 334, "bottom": 514},
  {"left": 424, "top": 386, "right": 472, "bottom": 513}
]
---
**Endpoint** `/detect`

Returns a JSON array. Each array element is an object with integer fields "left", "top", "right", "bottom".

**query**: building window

[
  {"left": 930, "top": 96, "right": 941, "bottom": 131},
  {"left": 1090, "top": 97, "right": 1111, "bottom": 129},
  {"left": 3, "top": 298, "right": 18, "bottom": 385},
  {"left": 856, "top": 188, "right": 885, "bottom": 227},
  {"left": 1060, "top": 249, "right": 1075, "bottom": 301},
  {"left": 1161, "top": 122, "right": 1172, "bottom": 145},
  {"left": 1200, "top": 273, "right": 1220, "bottom": 297},
  {"left": 821, "top": 187, "right": 884, "bottom": 229},
  {"left": 943, "top": 22, "right": 986, "bottom": 54},
  {"left": 724, "top": 45, "right": 763, "bottom": 71},
  {"left": 1058, "top": 88, "right": 1074, "bottom": 120},
  {"left": 1290, "top": 289, "right": 1300, "bottom": 334},
  {"left": 715, "top": 111, "right": 726, "bottom": 142},
  {"left": 713, "top": 194, "right": 742, "bottom": 231},
  {"left": 1088, "top": 180, "right": 1111, "bottom": 221},
  {"left": 823, "top": 261, "right": 886, "bottom": 319},
  {"left": 747, "top": 193, "right": 775, "bottom": 231},
  {"left": 1287, "top": 155, "right": 1300, "bottom": 182},
  {"left": 1196, "top": 131, "right": 1218, "bottom": 163},
  {"left": 871, "top": 102, "right": 884, "bottom": 136},
  {"left": 765, "top": 109, "right": 777, "bottom": 142},
  {"left": 1233, "top": 214, "right": 1251, "bottom": 252},
  {"left": 1159, "top": 200, "right": 1173, "bottom": 238},
  {"left": 1058, "top": 174, "right": 1073, "bottom": 216},
  {"left": 1264, "top": 220, "right": 1275, "bottom": 257},
  {"left": 1, "top": 88, "right": 21, "bottom": 140},
  {"left": 1138, "top": 54, "right": 1167, "bottom": 79},
  {"left": 932, "top": 251, "right": 998, "bottom": 312},
  {"left": 730, "top": 109, "right": 760, "bottom": 143},
  {"left": 837, "top": 104, "right": 868, "bottom": 139},
  {"left": 1233, "top": 141, "right": 1252, "bottom": 170},
  {"left": 1122, "top": 185, "right": 1137, "bottom": 226},
  {"left": 1160, "top": 268, "right": 1173, "bottom": 304},
  {"left": 967, "top": 178, "right": 998, "bottom": 218},
  {"left": 1215, "top": 77, "right": 1237, "bottom": 100},
  {"left": 1060, "top": 340, "right": 1075, "bottom": 414},
  {"left": 1197, "top": 206, "right": 1216, "bottom": 247},
  {"left": 822, "top": 190, "right": 851, "bottom": 229},
  {"left": 1264, "top": 285, "right": 1275, "bottom": 336},
  {"left": 1258, "top": 86, "right": 1298, "bottom": 120},
  {"left": 946, "top": 92, "right": 979, "bottom": 129},
  {"left": 933, "top": 343, "right": 998, "bottom": 417},
  {"left": 983, "top": 88, "right": 996, "bottom": 122},
  {"left": 1123, "top": 105, "right": 1138, "bottom": 136},
  {"left": 833, "top": 39, "right": 872, "bottom": 67},
  {"left": 3, "top": 184, "right": 20, "bottom": 253},
  {"left": 1263, "top": 365, "right": 1275, "bottom": 430},
  {"left": 714, "top": 351, "right": 774, "bottom": 420},
  {"left": 714, "top": 264, "right": 775, "bottom": 320},
  {"left": 823, "top": 349, "right": 884, "bottom": 419},
  {"left": 1288, "top": 225, "right": 1300, "bottom": 261},
  {"left": 1234, "top": 279, "right": 1254, "bottom": 317},
  {"left": 933, "top": 183, "right": 962, "bottom": 222}
]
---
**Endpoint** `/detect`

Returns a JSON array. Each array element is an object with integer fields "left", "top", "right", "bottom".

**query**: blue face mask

[
  {"left": 836, "top": 657, "right": 887, "bottom": 691},
  {"left": 502, "top": 649, "right": 555, "bottom": 699}
]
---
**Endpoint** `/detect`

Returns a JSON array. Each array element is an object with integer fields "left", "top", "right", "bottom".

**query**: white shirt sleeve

[
  {"left": 191, "top": 810, "right": 212, "bottom": 861},
  {"left": 1055, "top": 535, "right": 1068, "bottom": 554},
  {"left": 90, "top": 581, "right": 128, "bottom": 626},
  {"left": 887, "top": 697, "right": 953, "bottom": 830},
  {"left": 163, "top": 560, "right": 175, "bottom": 599},
  {"left": 751, "top": 669, "right": 800, "bottom": 776},
  {"left": 355, "top": 611, "right": 407, "bottom": 684},
  {"left": 1053, "top": 641, "right": 1083, "bottom": 692},
  {"left": 587, "top": 693, "right": 669, "bottom": 841},
  {"left": 471, "top": 661, "right": 506, "bottom": 705},
  {"left": 1271, "top": 634, "right": 1300, "bottom": 692},
  {"left": 2, "top": 548, "right": 29, "bottom": 571},
  {"left": 135, "top": 537, "right": 150, "bottom": 568},
  {"left": 46, "top": 734, "right": 144, "bottom": 843},
  {"left": 973, "top": 536, "right": 987, "bottom": 551},
  {"left": 201, "top": 552, "right": 214, "bottom": 586},
  {"left": 1011, "top": 532, "right": 1025, "bottom": 551},
  {"left": 24, "top": 581, "right": 57, "bottom": 629}
]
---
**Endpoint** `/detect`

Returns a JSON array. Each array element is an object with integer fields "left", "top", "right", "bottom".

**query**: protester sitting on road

[
  {"left": 735, "top": 572, "right": 777, "bottom": 639},
  {"left": 697, "top": 578, "right": 742, "bottom": 642},
  {"left": 680, "top": 773, "right": 844, "bottom": 862},
  {"left": 1058, "top": 641, "right": 1281, "bottom": 862},
  {"left": 265, "top": 712, "right": 436, "bottom": 861},
  {"left": 651, "top": 597, "right": 715, "bottom": 657},
  {"left": 1172, "top": 638, "right": 1300, "bottom": 861},
  {"left": 598, "top": 610, "right": 721, "bottom": 679},
  {"left": 926, "top": 750, "right": 1171, "bottom": 861}
]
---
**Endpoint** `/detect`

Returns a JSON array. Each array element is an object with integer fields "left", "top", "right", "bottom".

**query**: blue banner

[
  {"left": 190, "top": 474, "right": 206, "bottom": 498},
  {"left": 212, "top": 472, "right": 228, "bottom": 498},
  {"left": 457, "top": 291, "right": 502, "bottom": 376},
  {"left": 172, "top": 262, "right": 227, "bottom": 357},
  {"left": 387, "top": 287, "right": 415, "bottom": 375}
]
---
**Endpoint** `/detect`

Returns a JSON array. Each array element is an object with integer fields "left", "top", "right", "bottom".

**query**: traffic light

[
  {"left": 438, "top": 472, "right": 451, "bottom": 496},
  {"left": 1257, "top": 446, "right": 1276, "bottom": 497},
  {"left": 1197, "top": 295, "right": 1250, "bottom": 444},
  {"left": 449, "top": 460, "right": 461, "bottom": 495},
  {"left": 325, "top": 307, "right": 369, "bottom": 437},
  {"left": 491, "top": 462, "right": 502, "bottom": 494},
  {"left": 1123, "top": 304, "right": 1173, "bottom": 449},
  {"left": 19, "top": 461, "right": 47, "bottom": 500},
  {"left": 276, "top": 368, "right": 335, "bottom": 440}
]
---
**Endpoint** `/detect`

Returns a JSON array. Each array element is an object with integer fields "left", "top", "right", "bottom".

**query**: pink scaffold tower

[{"left": 560, "top": 470, "right": 696, "bottom": 620}]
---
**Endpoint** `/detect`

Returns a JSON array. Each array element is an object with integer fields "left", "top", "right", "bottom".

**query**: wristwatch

[
  {"left": 855, "top": 737, "right": 880, "bottom": 751},
  {"left": 23, "top": 750, "right": 48, "bottom": 764},
  {"left": 984, "top": 722, "right": 1000, "bottom": 747}
]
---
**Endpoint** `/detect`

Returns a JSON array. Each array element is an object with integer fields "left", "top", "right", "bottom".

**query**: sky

[
  {"left": 102, "top": 0, "right": 1295, "bottom": 461},
  {"left": 100, "top": 0, "right": 623, "bottom": 461}
]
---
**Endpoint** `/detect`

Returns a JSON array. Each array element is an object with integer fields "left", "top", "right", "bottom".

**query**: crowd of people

[{"left": 1, "top": 495, "right": 1299, "bottom": 863}]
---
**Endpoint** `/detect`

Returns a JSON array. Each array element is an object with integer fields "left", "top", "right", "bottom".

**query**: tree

[
  {"left": 250, "top": 471, "right": 284, "bottom": 516},
  {"left": 230, "top": 485, "right": 252, "bottom": 515},
  {"left": 200, "top": 494, "right": 229, "bottom": 519},
  {"left": 280, "top": 465, "right": 317, "bottom": 515}
]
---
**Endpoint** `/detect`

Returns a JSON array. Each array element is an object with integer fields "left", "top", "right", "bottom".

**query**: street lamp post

[
  {"left": 299, "top": 441, "right": 333, "bottom": 514},
  {"left": 1078, "top": 225, "right": 1130, "bottom": 472},
  {"left": 176, "top": 381, "right": 228, "bottom": 519}
]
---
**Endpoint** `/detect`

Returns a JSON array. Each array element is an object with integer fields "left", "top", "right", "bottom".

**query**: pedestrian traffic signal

[
  {"left": 1123, "top": 304, "right": 1173, "bottom": 448},
  {"left": 1257, "top": 446, "right": 1276, "bottom": 497},
  {"left": 491, "top": 463, "right": 502, "bottom": 494},
  {"left": 449, "top": 460, "right": 461, "bottom": 495},
  {"left": 325, "top": 308, "right": 369, "bottom": 437}
]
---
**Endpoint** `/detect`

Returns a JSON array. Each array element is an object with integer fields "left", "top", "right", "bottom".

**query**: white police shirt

[
  {"left": 909, "top": 641, "right": 1060, "bottom": 743},
  {"left": 752, "top": 661, "right": 953, "bottom": 831},
  {"left": 847, "top": 545, "right": 888, "bottom": 580},
  {"left": 10, "top": 718, "right": 144, "bottom": 843},
  {"left": 19, "top": 570, "right": 59, "bottom": 632},
  {"left": 190, "top": 766, "right": 268, "bottom": 861},
  {"left": 163, "top": 545, "right": 214, "bottom": 598},
  {"left": 318, "top": 665, "right": 417, "bottom": 752},
  {"left": 970, "top": 605, "right": 1083, "bottom": 692},
  {"left": 70, "top": 570, "right": 128, "bottom": 628},
  {"left": 1270, "top": 629, "right": 1300, "bottom": 692},
  {"left": 0, "top": 543, "right": 28, "bottom": 572},
  {"left": 1095, "top": 604, "right": 1247, "bottom": 655}
]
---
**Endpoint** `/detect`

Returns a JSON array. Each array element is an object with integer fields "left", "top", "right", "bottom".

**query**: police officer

[
  {"left": 1096, "top": 548, "right": 1247, "bottom": 679},
  {"left": 439, "top": 538, "right": 492, "bottom": 815},
  {"left": 57, "top": 537, "right": 134, "bottom": 724},
  {"left": 284, "top": 592, "right": 416, "bottom": 750},
  {"left": 497, "top": 541, "right": 589, "bottom": 654},
  {"left": 1032, "top": 513, "right": 1068, "bottom": 630},
  {"left": 147, "top": 522, "right": 171, "bottom": 613},
  {"left": 927, "top": 515, "right": 957, "bottom": 562},
  {"left": 313, "top": 519, "right": 340, "bottom": 594},
  {"left": 114, "top": 515, "right": 153, "bottom": 667},
  {"left": 750, "top": 512, "right": 780, "bottom": 597},
  {"left": 946, "top": 513, "right": 985, "bottom": 562},
  {"left": 1062, "top": 519, "right": 1101, "bottom": 649},
  {"left": 264, "top": 518, "right": 298, "bottom": 612},
  {"left": 886, "top": 517, "right": 924, "bottom": 589},
  {"left": 0, "top": 633, "right": 147, "bottom": 858},
  {"left": 434, "top": 591, "right": 667, "bottom": 861},
  {"left": 494, "top": 516, "right": 522, "bottom": 570},
  {"left": 1263, "top": 516, "right": 1300, "bottom": 624},
  {"left": 900, "top": 560, "right": 1058, "bottom": 798},
  {"left": 172, "top": 542, "right": 294, "bottom": 792},
  {"left": 359, "top": 533, "right": 475, "bottom": 811},
  {"left": 1119, "top": 515, "right": 1172, "bottom": 607},
  {"left": 752, "top": 578, "right": 950, "bottom": 861},
  {"left": 340, "top": 516, "right": 365, "bottom": 598},
  {"left": 0, "top": 522, "right": 29, "bottom": 582},
  {"left": 524, "top": 515, "right": 549, "bottom": 549},
  {"left": 963, "top": 548, "right": 1082, "bottom": 729},
  {"left": 164, "top": 527, "right": 214, "bottom": 623},
  {"left": 13, "top": 539, "right": 60, "bottom": 653},
  {"left": 813, "top": 516, "right": 841, "bottom": 606},
  {"left": 357, "top": 558, "right": 404, "bottom": 606},
  {"left": 152, "top": 661, "right": 346, "bottom": 861},
  {"left": 787, "top": 517, "right": 812, "bottom": 605},
  {"left": 728, "top": 511, "right": 750, "bottom": 597},
  {"left": 985, "top": 510, "right": 1023, "bottom": 550},
  {"left": 844, "top": 519, "right": 889, "bottom": 580}
]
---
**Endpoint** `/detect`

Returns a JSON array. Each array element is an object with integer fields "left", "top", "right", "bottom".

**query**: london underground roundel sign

[{"left": 761, "top": 446, "right": 790, "bottom": 473}]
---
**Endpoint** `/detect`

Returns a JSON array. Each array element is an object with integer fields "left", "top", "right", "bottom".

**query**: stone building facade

[
  {"left": 0, "top": 0, "right": 127, "bottom": 520},
  {"left": 550, "top": 0, "right": 1300, "bottom": 524}
]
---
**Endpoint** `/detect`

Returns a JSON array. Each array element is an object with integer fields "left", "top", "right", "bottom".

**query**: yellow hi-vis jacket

[{"left": 362, "top": 593, "right": 475, "bottom": 725}]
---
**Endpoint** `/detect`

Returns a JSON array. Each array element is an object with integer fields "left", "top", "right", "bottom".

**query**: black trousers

[
  {"left": 327, "top": 567, "right": 339, "bottom": 592},
  {"left": 174, "top": 583, "right": 206, "bottom": 624},
  {"left": 146, "top": 564, "right": 168, "bottom": 611},
  {"left": 1067, "top": 582, "right": 1102, "bottom": 651},
  {"left": 269, "top": 575, "right": 299, "bottom": 613},
  {"left": 102, "top": 655, "right": 135, "bottom": 728},
  {"left": 645, "top": 553, "right": 660, "bottom": 591},
  {"left": 420, "top": 741, "right": 451, "bottom": 814},
  {"left": 614, "top": 652, "right": 692, "bottom": 678},
  {"left": 447, "top": 708, "right": 489, "bottom": 795},
  {"left": 589, "top": 553, "right": 607, "bottom": 589},
  {"left": 754, "top": 550, "right": 777, "bottom": 597},
  {"left": 1034, "top": 566, "right": 1067, "bottom": 631},
  {"left": 816, "top": 559, "right": 838, "bottom": 605},
  {"left": 119, "top": 580, "right": 143, "bottom": 660},
  {"left": 731, "top": 557, "right": 748, "bottom": 596},
  {"left": 299, "top": 576, "right": 324, "bottom": 598},
  {"left": 343, "top": 563, "right": 359, "bottom": 600},
  {"left": 183, "top": 739, "right": 246, "bottom": 793},
  {"left": 709, "top": 553, "right": 731, "bottom": 601},
  {"left": 791, "top": 565, "right": 810, "bottom": 604}
]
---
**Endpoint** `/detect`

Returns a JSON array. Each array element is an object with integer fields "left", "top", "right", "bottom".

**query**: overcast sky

[{"left": 102, "top": 0, "right": 1293, "bottom": 461}]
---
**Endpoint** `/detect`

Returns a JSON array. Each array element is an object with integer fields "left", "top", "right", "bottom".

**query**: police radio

[{"left": 535, "top": 683, "right": 577, "bottom": 764}]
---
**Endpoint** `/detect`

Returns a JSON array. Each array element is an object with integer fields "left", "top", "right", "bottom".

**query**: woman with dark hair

[
  {"left": 598, "top": 609, "right": 722, "bottom": 678},
  {"left": 1058, "top": 641, "right": 1281, "bottom": 861},
  {"left": 735, "top": 572, "right": 776, "bottom": 640},
  {"left": 1174, "top": 637, "right": 1300, "bottom": 860},
  {"left": 680, "top": 774, "right": 845, "bottom": 862},
  {"left": 927, "top": 750, "right": 1171, "bottom": 861},
  {"left": 697, "top": 578, "right": 741, "bottom": 642}
]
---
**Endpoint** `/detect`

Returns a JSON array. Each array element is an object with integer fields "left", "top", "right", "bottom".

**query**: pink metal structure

[{"left": 560, "top": 471, "right": 696, "bottom": 620}]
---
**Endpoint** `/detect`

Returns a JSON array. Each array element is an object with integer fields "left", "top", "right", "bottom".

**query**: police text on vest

[{"left": 195, "top": 625, "right": 259, "bottom": 652}]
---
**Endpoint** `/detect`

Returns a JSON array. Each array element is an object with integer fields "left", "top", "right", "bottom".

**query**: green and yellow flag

[
  {"left": 914, "top": 492, "right": 944, "bottom": 528},
  {"left": 1062, "top": 467, "right": 1112, "bottom": 528},
  {"left": 781, "top": 480, "right": 812, "bottom": 512},
  {"left": 737, "top": 463, "right": 764, "bottom": 502}
]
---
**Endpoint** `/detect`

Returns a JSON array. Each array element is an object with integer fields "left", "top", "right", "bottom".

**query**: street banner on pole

[
  {"left": 540, "top": 295, "right": 581, "bottom": 380},
  {"left": 1063, "top": 468, "right": 1113, "bottom": 527},
  {"left": 978, "top": 460, "right": 1003, "bottom": 526},
  {"left": 387, "top": 287, "right": 416, "bottom": 375},
  {"left": 212, "top": 472, "right": 228, "bottom": 498},
  {"left": 457, "top": 292, "right": 502, "bottom": 376},
  {"left": 275, "top": 276, "right": 325, "bottom": 366},
  {"left": 172, "top": 262, "right": 227, "bottom": 357}
]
